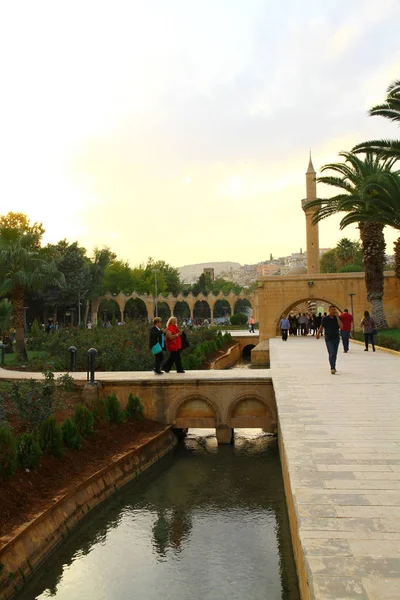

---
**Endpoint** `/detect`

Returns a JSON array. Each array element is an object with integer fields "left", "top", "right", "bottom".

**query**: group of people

[
  {"left": 149, "top": 316, "right": 187, "bottom": 375},
  {"left": 280, "top": 307, "right": 377, "bottom": 374}
]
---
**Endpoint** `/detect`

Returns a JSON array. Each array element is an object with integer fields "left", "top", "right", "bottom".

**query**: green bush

[
  {"left": 73, "top": 404, "right": 94, "bottom": 437},
  {"left": 125, "top": 393, "right": 144, "bottom": 420},
  {"left": 39, "top": 416, "right": 64, "bottom": 457},
  {"left": 92, "top": 397, "right": 107, "bottom": 423},
  {"left": 17, "top": 433, "right": 42, "bottom": 469},
  {"left": 105, "top": 393, "right": 125, "bottom": 424},
  {"left": 62, "top": 418, "right": 82, "bottom": 449},
  {"left": 0, "top": 427, "right": 18, "bottom": 481},
  {"left": 230, "top": 313, "right": 248, "bottom": 325}
]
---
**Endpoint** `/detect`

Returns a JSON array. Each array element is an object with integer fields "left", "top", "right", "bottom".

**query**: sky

[{"left": 0, "top": 0, "right": 399, "bottom": 268}]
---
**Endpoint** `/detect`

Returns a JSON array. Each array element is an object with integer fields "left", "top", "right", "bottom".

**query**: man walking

[
  {"left": 316, "top": 306, "right": 343, "bottom": 374},
  {"left": 249, "top": 315, "right": 255, "bottom": 333},
  {"left": 339, "top": 308, "right": 353, "bottom": 353},
  {"left": 279, "top": 316, "right": 290, "bottom": 341}
]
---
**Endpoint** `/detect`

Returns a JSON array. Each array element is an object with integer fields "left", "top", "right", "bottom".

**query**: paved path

[{"left": 270, "top": 337, "right": 400, "bottom": 599}]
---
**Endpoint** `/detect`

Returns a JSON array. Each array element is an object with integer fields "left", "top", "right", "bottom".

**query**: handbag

[
  {"left": 151, "top": 342, "right": 162, "bottom": 355},
  {"left": 181, "top": 331, "right": 189, "bottom": 350}
]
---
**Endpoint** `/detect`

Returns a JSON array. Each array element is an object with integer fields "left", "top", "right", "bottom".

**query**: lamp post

[
  {"left": 348, "top": 293, "right": 356, "bottom": 336},
  {"left": 152, "top": 269, "right": 160, "bottom": 317}
]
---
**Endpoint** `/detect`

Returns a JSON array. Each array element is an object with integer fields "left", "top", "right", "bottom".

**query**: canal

[{"left": 16, "top": 430, "right": 299, "bottom": 600}]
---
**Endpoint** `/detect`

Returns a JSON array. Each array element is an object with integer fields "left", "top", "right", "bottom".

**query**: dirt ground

[{"left": 0, "top": 419, "right": 165, "bottom": 544}]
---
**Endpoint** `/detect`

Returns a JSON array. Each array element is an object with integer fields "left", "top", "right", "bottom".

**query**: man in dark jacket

[{"left": 149, "top": 317, "right": 164, "bottom": 374}]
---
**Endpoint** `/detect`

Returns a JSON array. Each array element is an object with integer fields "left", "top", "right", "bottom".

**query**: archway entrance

[
  {"left": 125, "top": 298, "right": 148, "bottom": 321},
  {"left": 173, "top": 301, "right": 190, "bottom": 320},
  {"left": 213, "top": 299, "right": 231, "bottom": 322},
  {"left": 277, "top": 297, "right": 342, "bottom": 335},
  {"left": 193, "top": 300, "right": 211, "bottom": 322},
  {"left": 98, "top": 299, "right": 121, "bottom": 324},
  {"left": 234, "top": 298, "right": 252, "bottom": 315}
]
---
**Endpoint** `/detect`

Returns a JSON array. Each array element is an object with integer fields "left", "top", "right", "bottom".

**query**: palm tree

[
  {"left": 0, "top": 236, "right": 64, "bottom": 361},
  {"left": 304, "top": 152, "right": 400, "bottom": 327},
  {"left": 353, "top": 79, "right": 400, "bottom": 161}
]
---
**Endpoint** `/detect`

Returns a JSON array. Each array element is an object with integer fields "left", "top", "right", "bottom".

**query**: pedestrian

[
  {"left": 298, "top": 313, "right": 307, "bottom": 336},
  {"left": 149, "top": 317, "right": 165, "bottom": 375},
  {"left": 163, "top": 316, "right": 185, "bottom": 373},
  {"left": 249, "top": 315, "right": 255, "bottom": 333},
  {"left": 87, "top": 321, "right": 92, "bottom": 330},
  {"left": 339, "top": 308, "right": 353, "bottom": 353},
  {"left": 279, "top": 316, "right": 290, "bottom": 341},
  {"left": 316, "top": 306, "right": 343, "bottom": 374},
  {"left": 360, "top": 311, "right": 376, "bottom": 352}
]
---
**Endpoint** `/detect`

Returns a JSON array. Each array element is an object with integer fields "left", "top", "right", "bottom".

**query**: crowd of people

[{"left": 279, "top": 307, "right": 377, "bottom": 374}]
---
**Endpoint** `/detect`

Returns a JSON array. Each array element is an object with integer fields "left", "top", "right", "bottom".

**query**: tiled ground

[{"left": 270, "top": 336, "right": 400, "bottom": 599}]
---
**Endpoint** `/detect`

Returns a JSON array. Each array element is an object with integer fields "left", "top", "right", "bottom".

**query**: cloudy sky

[{"left": 1, "top": 0, "right": 399, "bottom": 267}]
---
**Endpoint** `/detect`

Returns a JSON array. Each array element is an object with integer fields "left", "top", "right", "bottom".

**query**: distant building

[{"left": 203, "top": 267, "right": 215, "bottom": 281}]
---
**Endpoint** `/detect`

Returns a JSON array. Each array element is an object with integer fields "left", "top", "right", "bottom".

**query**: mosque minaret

[{"left": 301, "top": 154, "right": 320, "bottom": 274}]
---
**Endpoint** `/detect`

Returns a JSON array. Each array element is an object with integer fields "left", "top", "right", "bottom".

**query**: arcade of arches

[{"left": 92, "top": 291, "right": 257, "bottom": 324}]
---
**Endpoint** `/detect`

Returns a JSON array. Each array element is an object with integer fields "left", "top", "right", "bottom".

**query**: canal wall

[
  {"left": 210, "top": 343, "right": 240, "bottom": 369},
  {"left": 0, "top": 427, "right": 177, "bottom": 600}
]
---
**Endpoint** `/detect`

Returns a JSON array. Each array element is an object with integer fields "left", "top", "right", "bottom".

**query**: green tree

[
  {"left": 305, "top": 152, "right": 397, "bottom": 327},
  {"left": 102, "top": 260, "right": 135, "bottom": 294},
  {"left": 320, "top": 249, "right": 338, "bottom": 273},
  {"left": 353, "top": 79, "right": 400, "bottom": 161},
  {"left": 0, "top": 299, "right": 12, "bottom": 331},
  {"left": 0, "top": 215, "right": 65, "bottom": 360},
  {"left": 141, "top": 258, "right": 182, "bottom": 295}
]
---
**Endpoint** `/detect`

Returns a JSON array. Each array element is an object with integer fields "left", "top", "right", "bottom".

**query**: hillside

[{"left": 178, "top": 262, "right": 242, "bottom": 283}]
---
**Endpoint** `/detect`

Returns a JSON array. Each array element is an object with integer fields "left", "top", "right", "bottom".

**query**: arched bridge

[{"left": 95, "top": 370, "right": 275, "bottom": 444}]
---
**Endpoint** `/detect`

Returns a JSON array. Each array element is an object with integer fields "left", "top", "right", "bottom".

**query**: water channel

[{"left": 16, "top": 429, "right": 299, "bottom": 600}]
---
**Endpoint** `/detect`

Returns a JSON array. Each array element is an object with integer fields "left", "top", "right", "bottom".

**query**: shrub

[
  {"left": 230, "top": 313, "right": 248, "bottom": 326},
  {"left": 62, "top": 418, "right": 82, "bottom": 450},
  {"left": 92, "top": 397, "right": 107, "bottom": 423},
  {"left": 17, "top": 433, "right": 42, "bottom": 469},
  {"left": 125, "top": 393, "right": 144, "bottom": 420},
  {"left": 57, "top": 373, "right": 75, "bottom": 392},
  {"left": 0, "top": 427, "right": 18, "bottom": 481},
  {"left": 105, "top": 393, "right": 125, "bottom": 424},
  {"left": 73, "top": 404, "right": 94, "bottom": 437},
  {"left": 39, "top": 416, "right": 64, "bottom": 457}
]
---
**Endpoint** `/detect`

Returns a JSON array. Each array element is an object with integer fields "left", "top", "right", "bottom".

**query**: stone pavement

[{"left": 270, "top": 336, "right": 400, "bottom": 600}]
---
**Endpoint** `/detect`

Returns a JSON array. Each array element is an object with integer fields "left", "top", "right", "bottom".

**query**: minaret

[{"left": 301, "top": 153, "right": 320, "bottom": 274}]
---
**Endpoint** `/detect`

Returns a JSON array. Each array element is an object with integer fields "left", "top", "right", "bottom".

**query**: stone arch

[
  {"left": 173, "top": 300, "right": 191, "bottom": 319},
  {"left": 193, "top": 300, "right": 211, "bottom": 321},
  {"left": 242, "top": 344, "right": 256, "bottom": 359},
  {"left": 213, "top": 299, "right": 232, "bottom": 320},
  {"left": 98, "top": 299, "right": 121, "bottom": 323},
  {"left": 155, "top": 301, "right": 171, "bottom": 320},
  {"left": 275, "top": 296, "right": 342, "bottom": 334},
  {"left": 227, "top": 394, "right": 276, "bottom": 431},
  {"left": 234, "top": 298, "right": 252, "bottom": 315},
  {"left": 169, "top": 394, "right": 222, "bottom": 428},
  {"left": 125, "top": 297, "right": 148, "bottom": 321}
]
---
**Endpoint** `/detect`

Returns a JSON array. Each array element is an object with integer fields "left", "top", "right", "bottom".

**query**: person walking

[
  {"left": 360, "top": 311, "right": 376, "bottom": 352},
  {"left": 298, "top": 313, "right": 307, "bottom": 336},
  {"left": 316, "top": 306, "right": 343, "bottom": 374},
  {"left": 163, "top": 316, "right": 185, "bottom": 373},
  {"left": 249, "top": 315, "right": 255, "bottom": 333},
  {"left": 149, "top": 317, "right": 164, "bottom": 375},
  {"left": 339, "top": 308, "right": 353, "bottom": 353},
  {"left": 279, "top": 316, "right": 290, "bottom": 341}
]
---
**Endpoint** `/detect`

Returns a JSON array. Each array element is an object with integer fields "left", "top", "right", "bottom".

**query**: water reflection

[{"left": 16, "top": 430, "right": 299, "bottom": 600}]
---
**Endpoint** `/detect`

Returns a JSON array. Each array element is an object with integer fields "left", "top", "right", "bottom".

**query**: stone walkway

[{"left": 270, "top": 337, "right": 400, "bottom": 600}]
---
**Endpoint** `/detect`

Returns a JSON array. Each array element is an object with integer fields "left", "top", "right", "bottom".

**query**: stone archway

[
  {"left": 193, "top": 300, "right": 211, "bottom": 321},
  {"left": 155, "top": 301, "right": 171, "bottom": 320},
  {"left": 98, "top": 299, "right": 121, "bottom": 324},
  {"left": 213, "top": 299, "right": 231, "bottom": 321},
  {"left": 125, "top": 297, "right": 148, "bottom": 321},
  {"left": 170, "top": 394, "right": 221, "bottom": 429},
  {"left": 234, "top": 298, "right": 252, "bottom": 315},
  {"left": 227, "top": 394, "right": 276, "bottom": 432},
  {"left": 173, "top": 301, "right": 191, "bottom": 320},
  {"left": 276, "top": 296, "right": 342, "bottom": 334}
]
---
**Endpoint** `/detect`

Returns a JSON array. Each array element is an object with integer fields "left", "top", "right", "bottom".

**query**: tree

[
  {"left": 305, "top": 152, "right": 398, "bottom": 327},
  {"left": 320, "top": 249, "right": 338, "bottom": 273},
  {"left": 102, "top": 261, "right": 135, "bottom": 294},
  {"left": 0, "top": 212, "right": 44, "bottom": 249},
  {"left": 0, "top": 299, "right": 12, "bottom": 332},
  {"left": 0, "top": 233, "right": 64, "bottom": 360},
  {"left": 353, "top": 79, "right": 400, "bottom": 161},
  {"left": 141, "top": 258, "right": 182, "bottom": 295}
]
